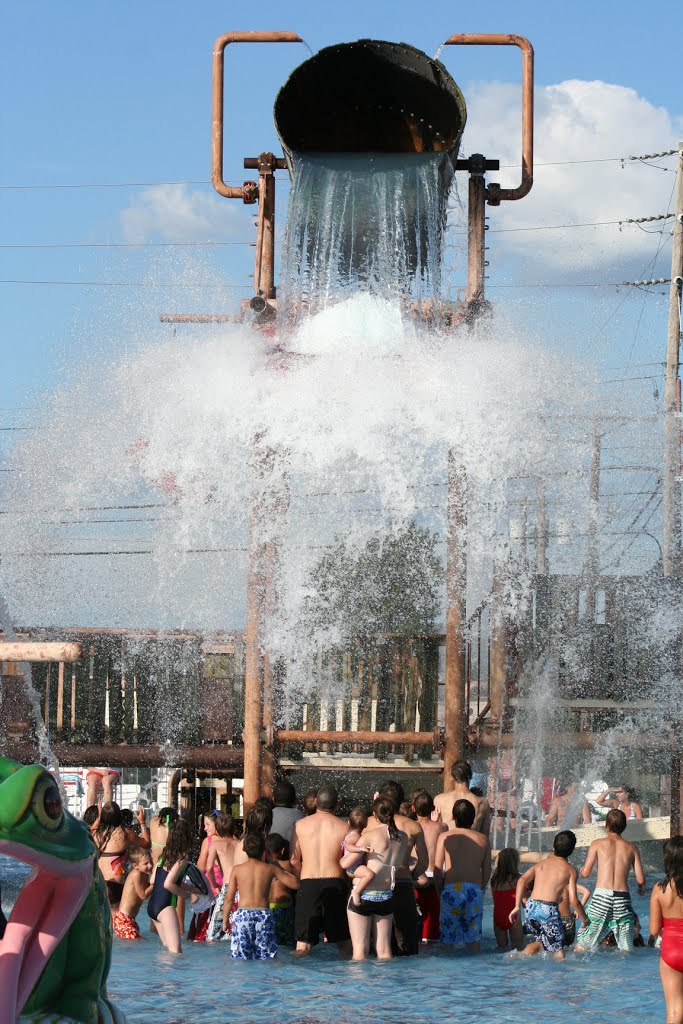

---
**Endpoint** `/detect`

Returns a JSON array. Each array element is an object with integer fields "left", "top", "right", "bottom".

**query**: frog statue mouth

[
  {"left": 0, "top": 760, "right": 96, "bottom": 1024},
  {"left": 0, "top": 840, "right": 93, "bottom": 1024}
]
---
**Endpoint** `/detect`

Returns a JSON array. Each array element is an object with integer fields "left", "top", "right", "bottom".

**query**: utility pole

[
  {"left": 662, "top": 142, "right": 683, "bottom": 577},
  {"left": 584, "top": 419, "right": 601, "bottom": 623},
  {"left": 663, "top": 144, "right": 683, "bottom": 838},
  {"left": 536, "top": 480, "right": 548, "bottom": 576}
]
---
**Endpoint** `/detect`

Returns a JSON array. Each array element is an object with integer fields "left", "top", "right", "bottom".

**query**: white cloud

[
  {"left": 454, "top": 79, "right": 683, "bottom": 273},
  {"left": 119, "top": 183, "right": 246, "bottom": 243}
]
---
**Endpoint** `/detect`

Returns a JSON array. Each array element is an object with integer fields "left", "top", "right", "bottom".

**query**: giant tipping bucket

[{"left": 274, "top": 39, "right": 467, "bottom": 167}]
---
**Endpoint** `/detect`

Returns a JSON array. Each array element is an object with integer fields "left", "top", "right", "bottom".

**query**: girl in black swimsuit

[{"left": 148, "top": 818, "right": 202, "bottom": 954}]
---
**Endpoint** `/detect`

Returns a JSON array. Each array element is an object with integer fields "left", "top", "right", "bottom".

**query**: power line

[
  {"left": 0, "top": 241, "right": 253, "bottom": 249},
  {"left": 0, "top": 279, "right": 249, "bottom": 289},
  {"left": 0, "top": 217, "right": 673, "bottom": 248},
  {"left": 0, "top": 179, "right": 219, "bottom": 191},
  {"left": 0, "top": 149, "right": 677, "bottom": 191}
]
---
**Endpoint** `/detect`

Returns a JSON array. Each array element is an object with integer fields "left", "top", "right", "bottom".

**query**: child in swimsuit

[
  {"left": 113, "top": 847, "right": 153, "bottom": 940},
  {"left": 224, "top": 832, "right": 299, "bottom": 960},
  {"left": 147, "top": 818, "right": 204, "bottom": 954},
  {"left": 510, "top": 831, "right": 588, "bottom": 961},
  {"left": 205, "top": 814, "right": 239, "bottom": 943},
  {"left": 265, "top": 833, "right": 299, "bottom": 948},
  {"left": 339, "top": 806, "right": 376, "bottom": 907},
  {"left": 491, "top": 848, "right": 524, "bottom": 950},
  {"left": 649, "top": 835, "right": 683, "bottom": 1023}
]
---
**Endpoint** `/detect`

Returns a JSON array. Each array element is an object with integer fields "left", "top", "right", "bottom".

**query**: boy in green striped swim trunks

[{"left": 575, "top": 808, "right": 646, "bottom": 953}]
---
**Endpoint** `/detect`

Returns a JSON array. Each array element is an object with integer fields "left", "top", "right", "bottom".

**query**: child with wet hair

[
  {"left": 303, "top": 788, "right": 318, "bottom": 816},
  {"left": 226, "top": 833, "right": 299, "bottom": 959},
  {"left": 399, "top": 800, "right": 417, "bottom": 821},
  {"left": 340, "top": 806, "right": 376, "bottom": 907},
  {"left": 113, "top": 846, "right": 153, "bottom": 940},
  {"left": 266, "top": 833, "right": 299, "bottom": 948},
  {"left": 491, "top": 848, "right": 524, "bottom": 950}
]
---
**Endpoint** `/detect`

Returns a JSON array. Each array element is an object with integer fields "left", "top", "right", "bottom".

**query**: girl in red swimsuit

[
  {"left": 650, "top": 836, "right": 683, "bottom": 1024},
  {"left": 491, "top": 848, "right": 524, "bottom": 950}
]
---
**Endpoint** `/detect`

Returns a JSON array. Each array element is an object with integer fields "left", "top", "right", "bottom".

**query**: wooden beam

[{"left": 0, "top": 642, "right": 83, "bottom": 663}]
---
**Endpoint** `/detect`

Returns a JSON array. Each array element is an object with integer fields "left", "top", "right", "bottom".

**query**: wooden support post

[
  {"left": 56, "top": 662, "right": 65, "bottom": 735},
  {"left": 444, "top": 450, "right": 467, "bottom": 788},
  {"left": 259, "top": 448, "right": 289, "bottom": 797},
  {"left": 243, "top": 498, "right": 264, "bottom": 815},
  {"left": 489, "top": 569, "right": 507, "bottom": 727}
]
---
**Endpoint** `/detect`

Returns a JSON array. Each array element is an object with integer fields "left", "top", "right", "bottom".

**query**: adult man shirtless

[
  {"left": 291, "top": 782, "right": 350, "bottom": 954},
  {"left": 435, "top": 799, "right": 491, "bottom": 953},
  {"left": 413, "top": 790, "right": 447, "bottom": 942},
  {"left": 546, "top": 782, "right": 591, "bottom": 827},
  {"left": 510, "top": 830, "right": 588, "bottom": 961},
  {"left": 364, "top": 780, "right": 429, "bottom": 956},
  {"left": 434, "top": 760, "right": 491, "bottom": 835},
  {"left": 575, "top": 808, "right": 646, "bottom": 952}
]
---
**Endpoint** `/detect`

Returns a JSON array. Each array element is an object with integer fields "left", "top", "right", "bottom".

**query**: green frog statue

[{"left": 0, "top": 756, "right": 126, "bottom": 1024}]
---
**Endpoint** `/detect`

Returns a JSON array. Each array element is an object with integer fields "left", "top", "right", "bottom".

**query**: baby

[{"left": 339, "top": 806, "right": 376, "bottom": 906}]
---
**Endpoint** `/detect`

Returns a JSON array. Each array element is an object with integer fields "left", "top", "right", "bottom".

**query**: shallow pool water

[
  {"left": 107, "top": 934, "right": 665, "bottom": 1024},
  {"left": 1, "top": 857, "right": 665, "bottom": 1023}
]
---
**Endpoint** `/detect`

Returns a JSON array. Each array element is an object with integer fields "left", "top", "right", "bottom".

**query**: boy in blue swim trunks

[
  {"left": 510, "top": 830, "right": 588, "bottom": 961},
  {"left": 223, "top": 833, "right": 299, "bottom": 960},
  {"left": 435, "top": 799, "right": 491, "bottom": 953}
]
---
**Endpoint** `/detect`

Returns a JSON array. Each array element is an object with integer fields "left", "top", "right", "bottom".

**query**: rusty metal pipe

[
  {"left": 277, "top": 729, "right": 438, "bottom": 746},
  {"left": 478, "top": 731, "right": 676, "bottom": 751},
  {"left": 212, "top": 31, "right": 302, "bottom": 198},
  {"left": 167, "top": 768, "right": 182, "bottom": 809},
  {"left": 244, "top": 157, "right": 287, "bottom": 171},
  {"left": 443, "top": 34, "right": 533, "bottom": 202},
  {"left": 5, "top": 742, "right": 246, "bottom": 768},
  {"left": 443, "top": 450, "right": 467, "bottom": 786}
]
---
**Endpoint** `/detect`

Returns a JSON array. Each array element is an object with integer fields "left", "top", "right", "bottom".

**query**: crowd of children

[{"left": 84, "top": 764, "right": 683, "bottom": 1024}]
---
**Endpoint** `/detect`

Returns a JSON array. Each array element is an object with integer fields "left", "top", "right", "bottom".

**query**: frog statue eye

[{"left": 31, "top": 775, "right": 64, "bottom": 831}]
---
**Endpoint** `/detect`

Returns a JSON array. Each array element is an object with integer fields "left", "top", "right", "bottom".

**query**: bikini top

[{"left": 363, "top": 825, "right": 400, "bottom": 864}]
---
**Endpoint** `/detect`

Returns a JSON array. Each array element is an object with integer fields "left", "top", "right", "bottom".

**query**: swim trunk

[
  {"left": 187, "top": 907, "right": 211, "bottom": 942},
  {"left": 415, "top": 883, "right": 440, "bottom": 941},
  {"left": 392, "top": 880, "right": 421, "bottom": 956},
  {"left": 206, "top": 884, "right": 228, "bottom": 942},
  {"left": 562, "top": 914, "right": 576, "bottom": 947},
  {"left": 86, "top": 768, "right": 121, "bottom": 784},
  {"left": 440, "top": 882, "right": 484, "bottom": 946},
  {"left": 523, "top": 898, "right": 564, "bottom": 953},
  {"left": 270, "top": 902, "right": 295, "bottom": 947},
  {"left": 577, "top": 888, "right": 634, "bottom": 952},
  {"left": 295, "top": 878, "right": 350, "bottom": 946},
  {"left": 230, "top": 908, "right": 277, "bottom": 960},
  {"left": 112, "top": 910, "right": 141, "bottom": 940},
  {"left": 347, "top": 890, "right": 394, "bottom": 917}
]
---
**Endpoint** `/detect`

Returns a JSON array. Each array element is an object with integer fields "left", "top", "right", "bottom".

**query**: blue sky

[{"left": 0, "top": 1, "right": 681, "bottom": 627}]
